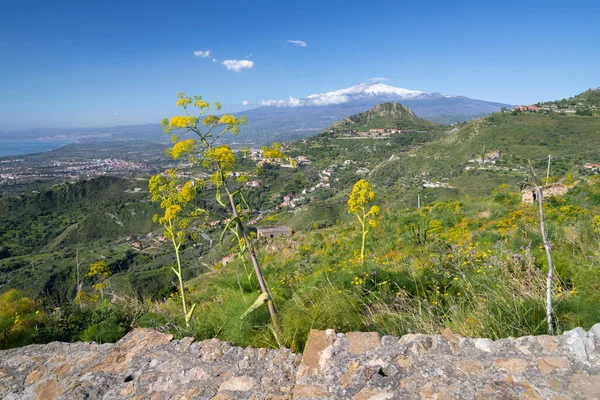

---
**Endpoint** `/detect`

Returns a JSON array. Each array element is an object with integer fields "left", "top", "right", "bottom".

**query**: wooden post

[
  {"left": 529, "top": 161, "right": 554, "bottom": 334},
  {"left": 75, "top": 247, "right": 82, "bottom": 307},
  {"left": 546, "top": 155, "right": 552, "bottom": 186}
]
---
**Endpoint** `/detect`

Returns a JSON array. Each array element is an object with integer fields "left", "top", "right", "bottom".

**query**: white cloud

[
  {"left": 242, "top": 100, "right": 250, "bottom": 106},
  {"left": 193, "top": 50, "right": 211, "bottom": 58},
  {"left": 369, "top": 77, "right": 390, "bottom": 82},
  {"left": 223, "top": 59, "right": 255, "bottom": 72},
  {"left": 287, "top": 40, "right": 307, "bottom": 47},
  {"left": 212, "top": 58, "right": 217, "bottom": 63},
  {"left": 113, "top": 112, "right": 119, "bottom": 116},
  {"left": 260, "top": 97, "right": 300, "bottom": 107},
  {"left": 306, "top": 94, "right": 349, "bottom": 106}
]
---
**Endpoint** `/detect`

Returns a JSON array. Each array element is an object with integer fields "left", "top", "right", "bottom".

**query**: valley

[{"left": 1, "top": 90, "right": 599, "bottom": 350}]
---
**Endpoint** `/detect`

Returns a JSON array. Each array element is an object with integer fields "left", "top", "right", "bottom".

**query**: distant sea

[{"left": 0, "top": 139, "right": 74, "bottom": 158}]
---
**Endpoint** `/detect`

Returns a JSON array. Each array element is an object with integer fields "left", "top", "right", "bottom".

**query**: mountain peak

[
  {"left": 305, "top": 82, "right": 426, "bottom": 102},
  {"left": 326, "top": 101, "right": 432, "bottom": 132},
  {"left": 254, "top": 83, "right": 509, "bottom": 127}
]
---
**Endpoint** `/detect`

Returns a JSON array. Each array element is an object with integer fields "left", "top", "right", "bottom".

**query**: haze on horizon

[{"left": 0, "top": 0, "right": 598, "bottom": 130}]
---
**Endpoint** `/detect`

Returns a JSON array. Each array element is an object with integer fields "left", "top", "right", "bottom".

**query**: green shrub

[{"left": 0, "top": 289, "right": 45, "bottom": 349}]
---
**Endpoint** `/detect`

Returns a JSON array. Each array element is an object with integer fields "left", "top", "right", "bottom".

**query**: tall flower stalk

[
  {"left": 149, "top": 170, "right": 204, "bottom": 326},
  {"left": 157, "top": 93, "right": 281, "bottom": 333},
  {"left": 348, "top": 179, "right": 379, "bottom": 267}
]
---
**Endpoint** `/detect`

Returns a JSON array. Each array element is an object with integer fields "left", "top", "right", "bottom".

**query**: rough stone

[
  {"left": 24, "top": 365, "right": 45, "bottom": 384},
  {"left": 563, "top": 327, "right": 592, "bottom": 360},
  {"left": 353, "top": 387, "right": 394, "bottom": 400},
  {"left": 90, "top": 328, "right": 173, "bottom": 374},
  {"left": 568, "top": 374, "right": 600, "bottom": 397},
  {"left": 537, "top": 357, "right": 570, "bottom": 375},
  {"left": 519, "top": 388, "right": 543, "bottom": 400},
  {"left": 339, "top": 361, "right": 360, "bottom": 388},
  {"left": 218, "top": 376, "right": 255, "bottom": 392},
  {"left": 590, "top": 323, "right": 600, "bottom": 340},
  {"left": 395, "top": 354, "right": 414, "bottom": 370},
  {"left": 442, "top": 328, "right": 460, "bottom": 352},
  {"left": 346, "top": 332, "right": 381, "bottom": 354},
  {"left": 494, "top": 358, "right": 530, "bottom": 373},
  {"left": 298, "top": 329, "right": 334, "bottom": 378},
  {"left": 34, "top": 379, "right": 63, "bottom": 400},
  {"left": 49, "top": 363, "right": 72, "bottom": 380},
  {"left": 292, "top": 384, "right": 329, "bottom": 398},
  {"left": 458, "top": 359, "right": 487, "bottom": 375},
  {"left": 1, "top": 325, "right": 600, "bottom": 399},
  {"left": 473, "top": 338, "right": 493, "bottom": 352},
  {"left": 537, "top": 335, "right": 559, "bottom": 351}
]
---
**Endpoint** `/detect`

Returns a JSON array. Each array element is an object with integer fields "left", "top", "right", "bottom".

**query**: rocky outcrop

[
  {"left": 295, "top": 326, "right": 600, "bottom": 399},
  {"left": 0, "top": 329, "right": 298, "bottom": 400},
  {"left": 1, "top": 325, "right": 599, "bottom": 399}
]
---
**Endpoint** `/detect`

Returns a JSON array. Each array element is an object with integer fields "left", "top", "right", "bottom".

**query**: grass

[
  {"left": 133, "top": 176, "right": 600, "bottom": 351},
  {"left": 3, "top": 111, "right": 600, "bottom": 350}
]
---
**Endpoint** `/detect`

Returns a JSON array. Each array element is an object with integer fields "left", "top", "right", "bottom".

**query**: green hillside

[
  {"left": 369, "top": 112, "right": 600, "bottom": 197},
  {"left": 537, "top": 88, "right": 600, "bottom": 115},
  {"left": 572, "top": 88, "right": 600, "bottom": 106},
  {"left": 0, "top": 177, "right": 186, "bottom": 305},
  {"left": 325, "top": 102, "right": 435, "bottom": 133},
  {"left": 284, "top": 108, "right": 600, "bottom": 213},
  {"left": 2, "top": 99, "right": 600, "bottom": 350}
]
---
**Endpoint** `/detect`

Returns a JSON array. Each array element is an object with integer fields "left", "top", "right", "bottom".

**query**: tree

[
  {"left": 528, "top": 161, "right": 555, "bottom": 334},
  {"left": 347, "top": 179, "right": 379, "bottom": 267},
  {"left": 157, "top": 93, "right": 281, "bottom": 334}
]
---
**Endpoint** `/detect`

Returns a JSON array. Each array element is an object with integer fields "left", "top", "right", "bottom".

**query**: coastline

[{"left": 0, "top": 139, "right": 78, "bottom": 159}]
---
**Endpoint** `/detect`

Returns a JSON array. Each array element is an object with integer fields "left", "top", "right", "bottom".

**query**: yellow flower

[
  {"left": 348, "top": 179, "right": 375, "bottom": 213},
  {"left": 179, "top": 181, "right": 196, "bottom": 202},
  {"left": 202, "top": 115, "right": 220, "bottom": 125},
  {"left": 261, "top": 143, "right": 283, "bottom": 160},
  {"left": 218, "top": 114, "right": 238, "bottom": 125},
  {"left": 169, "top": 138, "right": 197, "bottom": 160},
  {"left": 213, "top": 145, "right": 235, "bottom": 171},
  {"left": 164, "top": 205, "right": 182, "bottom": 221},
  {"left": 176, "top": 98, "right": 191, "bottom": 107},
  {"left": 168, "top": 116, "right": 197, "bottom": 129}
]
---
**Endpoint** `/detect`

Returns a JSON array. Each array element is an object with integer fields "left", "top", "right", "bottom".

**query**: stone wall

[{"left": 1, "top": 325, "right": 599, "bottom": 399}]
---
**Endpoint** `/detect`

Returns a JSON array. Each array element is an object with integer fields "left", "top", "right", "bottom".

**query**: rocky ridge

[{"left": 1, "top": 325, "right": 599, "bottom": 399}]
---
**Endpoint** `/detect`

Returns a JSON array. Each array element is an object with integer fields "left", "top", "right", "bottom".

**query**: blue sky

[{"left": 0, "top": 0, "right": 598, "bottom": 130}]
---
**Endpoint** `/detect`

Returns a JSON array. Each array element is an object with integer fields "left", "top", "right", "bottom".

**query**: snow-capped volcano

[
  {"left": 261, "top": 82, "right": 454, "bottom": 107},
  {"left": 305, "top": 82, "right": 426, "bottom": 101},
  {"left": 240, "top": 82, "right": 512, "bottom": 144}
]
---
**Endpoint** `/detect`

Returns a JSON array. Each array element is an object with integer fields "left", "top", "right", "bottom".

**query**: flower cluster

[
  {"left": 348, "top": 179, "right": 376, "bottom": 213},
  {"left": 213, "top": 145, "right": 236, "bottom": 172},
  {"left": 168, "top": 138, "right": 197, "bottom": 160},
  {"left": 218, "top": 114, "right": 239, "bottom": 125},
  {"left": 194, "top": 99, "right": 210, "bottom": 109},
  {"left": 261, "top": 143, "right": 284, "bottom": 160},
  {"left": 167, "top": 116, "right": 198, "bottom": 129},
  {"left": 176, "top": 98, "right": 191, "bottom": 107}
]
